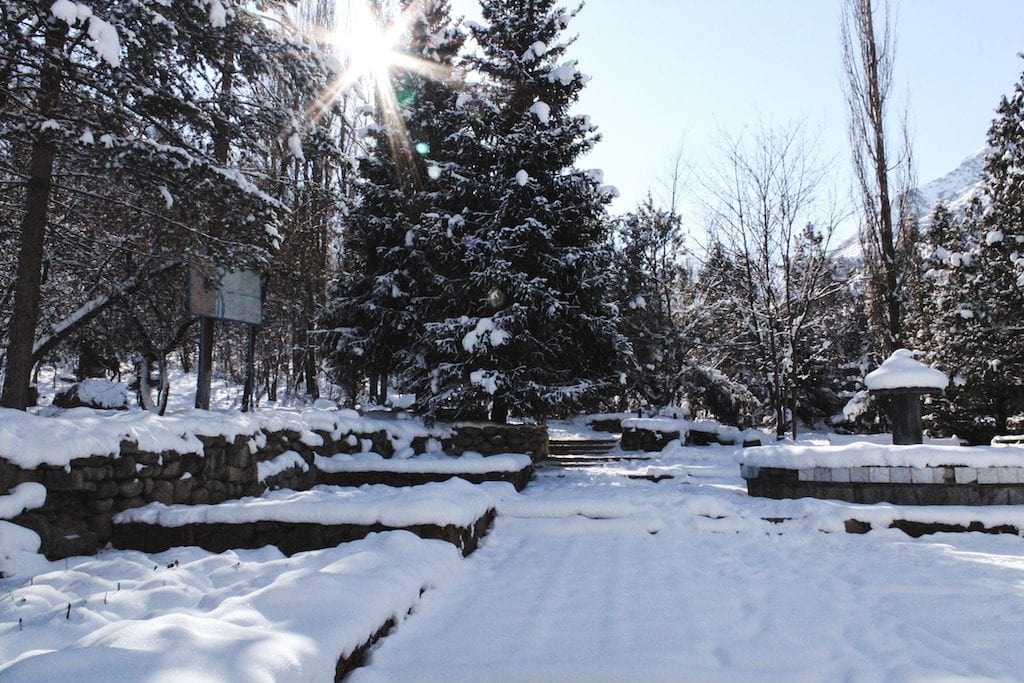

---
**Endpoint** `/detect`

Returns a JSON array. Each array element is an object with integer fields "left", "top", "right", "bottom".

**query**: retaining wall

[{"left": 1, "top": 419, "right": 533, "bottom": 559}]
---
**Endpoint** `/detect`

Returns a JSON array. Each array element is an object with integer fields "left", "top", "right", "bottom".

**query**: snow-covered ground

[{"left": 6, "top": 431, "right": 1024, "bottom": 681}]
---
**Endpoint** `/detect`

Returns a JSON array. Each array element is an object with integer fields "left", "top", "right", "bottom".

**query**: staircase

[{"left": 544, "top": 437, "right": 649, "bottom": 467}]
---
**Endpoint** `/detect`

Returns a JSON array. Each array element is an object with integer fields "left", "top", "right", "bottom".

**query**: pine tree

[
  {"left": 926, "top": 74, "right": 1024, "bottom": 438},
  {"left": 319, "top": 0, "right": 468, "bottom": 405},
  {"left": 614, "top": 195, "right": 686, "bottom": 408},
  {"left": 414, "top": 0, "right": 629, "bottom": 422}
]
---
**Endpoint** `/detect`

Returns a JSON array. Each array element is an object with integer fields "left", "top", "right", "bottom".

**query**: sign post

[{"left": 189, "top": 263, "right": 263, "bottom": 411}]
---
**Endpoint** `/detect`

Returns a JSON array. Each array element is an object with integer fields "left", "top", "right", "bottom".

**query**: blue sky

[{"left": 451, "top": 0, "right": 1024, "bottom": 218}]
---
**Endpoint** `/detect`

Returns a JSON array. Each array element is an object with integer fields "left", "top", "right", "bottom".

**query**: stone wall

[
  {"left": 1, "top": 424, "right": 465, "bottom": 560},
  {"left": 743, "top": 464, "right": 1024, "bottom": 505},
  {"left": 621, "top": 427, "right": 680, "bottom": 452},
  {"left": 449, "top": 424, "right": 549, "bottom": 462}
]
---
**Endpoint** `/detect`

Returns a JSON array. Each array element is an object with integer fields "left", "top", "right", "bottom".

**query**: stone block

[
  {"left": 740, "top": 465, "right": 760, "bottom": 479},
  {"left": 91, "top": 497, "right": 115, "bottom": 514},
  {"left": 868, "top": 467, "right": 890, "bottom": 483},
  {"left": 889, "top": 468, "right": 912, "bottom": 484},
  {"left": 95, "top": 479, "right": 118, "bottom": 498},
  {"left": 159, "top": 459, "right": 183, "bottom": 479},
  {"left": 173, "top": 477, "right": 194, "bottom": 503},
  {"left": 68, "top": 470, "right": 97, "bottom": 492},
  {"left": 954, "top": 467, "right": 978, "bottom": 484},
  {"left": 135, "top": 452, "right": 159, "bottom": 466},
  {"left": 977, "top": 468, "right": 1000, "bottom": 485},
  {"left": 150, "top": 480, "right": 174, "bottom": 504},
  {"left": 798, "top": 469, "right": 813, "bottom": 481},
  {"left": 850, "top": 467, "right": 870, "bottom": 483},
  {"left": 933, "top": 467, "right": 953, "bottom": 484},
  {"left": 118, "top": 479, "right": 144, "bottom": 498},
  {"left": 910, "top": 467, "right": 931, "bottom": 484},
  {"left": 112, "top": 455, "right": 136, "bottom": 479},
  {"left": 832, "top": 467, "right": 851, "bottom": 483},
  {"left": 227, "top": 448, "right": 251, "bottom": 469},
  {"left": 997, "top": 468, "right": 1021, "bottom": 485},
  {"left": 812, "top": 467, "right": 832, "bottom": 482}
]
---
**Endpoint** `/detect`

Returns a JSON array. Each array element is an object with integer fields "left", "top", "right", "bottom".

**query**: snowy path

[{"left": 353, "top": 448, "right": 1024, "bottom": 682}]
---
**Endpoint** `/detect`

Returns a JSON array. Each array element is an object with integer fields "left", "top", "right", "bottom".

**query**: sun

[
  {"left": 328, "top": 0, "right": 406, "bottom": 96},
  {"left": 304, "top": 1, "right": 456, "bottom": 182}
]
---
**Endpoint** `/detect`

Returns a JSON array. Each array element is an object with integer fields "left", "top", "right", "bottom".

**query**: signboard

[{"left": 188, "top": 263, "right": 262, "bottom": 325}]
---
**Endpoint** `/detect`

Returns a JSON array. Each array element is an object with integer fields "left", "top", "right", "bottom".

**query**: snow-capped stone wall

[
  {"left": 0, "top": 412, "right": 470, "bottom": 560},
  {"left": 449, "top": 423, "right": 548, "bottom": 462}
]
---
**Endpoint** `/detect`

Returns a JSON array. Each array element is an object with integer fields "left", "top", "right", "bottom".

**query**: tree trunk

[
  {"left": 1, "top": 20, "right": 66, "bottom": 410},
  {"left": 490, "top": 395, "right": 509, "bottom": 424},
  {"left": 994, "top": 393, "right": 1009, "bottom": 436}
]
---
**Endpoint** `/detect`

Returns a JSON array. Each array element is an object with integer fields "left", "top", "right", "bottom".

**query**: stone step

[
  {"left": 541, "top": 454, "right": 652, "bottom": 467},
  {"left": 547, "top": 439, "right": 619, "bottom": 456}
]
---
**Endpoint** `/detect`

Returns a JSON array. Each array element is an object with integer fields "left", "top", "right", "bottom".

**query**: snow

[
  {"left": 521, "top": 40, "right": 546, "bottom": 62},
  {"left": 621, "top": 417, "right": 768, "bottom": 445},
  {"left": 287, "top": 132, "right": 304, "bottom": 160},
  {"left": 346, "top": 438, "right": 1024, "bottom": 682},
  {"left": 256, "top": 450, "right": 309, "bottom": 483},
  {"left": 529, "top": 100, "right": 550, "bottom": 124},
  {"left": 206, "top": 0, "right": 227, "bottom": 28},
  {"left": 461, "top": 317, "right": 510, "bottom": 352},
  {"left": 547, "top": 61, "right": 580, "bottom": 85},
  {"left": 863, "top": 348, "right": 949, "bottom": 391},
  {"left": 8, "top": 428, "right": 1024, "bottom": 680},
  {"left": 158, "top": 185, "right": 174, "bottom": 209},
  {"left": 739, "top": 441, "right": 1024, "bottom": 469},
  {"left": 0, "top": 533, "right": 462, "bottom": 682},
  {"left": 0, "top": 483, "right": 47, "bottom": 520},
  {"left": 65, "top": 378, "right": 128, "bottom": 409},
  {"left": 469, "top": 369, "right": 501, "bottom": 395},
  {"left": 515, "top": 169, "right": 530, "bottom": 186},
  {"left": 50, "top": 1, "right": 121, "bottom": 67},
  {"left": 313, "top": 452, "right": 531, "bottom": 475},
  {"left": 0, "top": 406, "right": 444, "bottom": 469},
  {"left": 113, "top": 479, "right": 501, "bottom": 529},
  {"left": 986, "top": 229, "right": 1005, "bottom": 245}
]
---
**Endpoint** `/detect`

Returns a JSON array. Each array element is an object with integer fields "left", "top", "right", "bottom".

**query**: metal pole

[
  {"left": 195, "top": 317, "right": 214, "bottom": 410},
  {"left": 242, "top": 324, "right": 256, "bottom": 412}
]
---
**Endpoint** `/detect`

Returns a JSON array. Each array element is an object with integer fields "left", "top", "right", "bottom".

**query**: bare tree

[
  {"left": 841, "top": 0, "right": 916, "bottom": 354},
  {"left": 702, "top": 121, "right": 846, "bottom": 438}
]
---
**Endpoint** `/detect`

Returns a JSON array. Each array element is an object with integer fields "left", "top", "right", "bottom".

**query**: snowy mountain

[
  {"left": 832, "top": 148, "right": 988, "bottom": 260},
  {"left": 912, "top": 147, "right": 987, "bottom": 219}
]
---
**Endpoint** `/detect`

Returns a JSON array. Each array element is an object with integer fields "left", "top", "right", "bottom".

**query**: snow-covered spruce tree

[
  {"left": 925, "top": 76, "right": 1024, "bottom": 439},
  {"left": 614, "top": 194, "right": 687, "bottom": 408},
  {"left": 414, "top": 0, "right": 629, "bottom": 422},
  {"left": 0, "top": 0, "right": 338, "bottom": 408},
  {"left": 319, "top": 0, "right": 469, "bottom": 406}
]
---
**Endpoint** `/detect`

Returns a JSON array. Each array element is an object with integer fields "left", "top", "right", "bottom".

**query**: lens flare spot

[
  {"left": 415, "top": 141, "right": 430, "bottom": 155},
  {"left": 487, "top": 288, "right": 506, "bottom": 309}
]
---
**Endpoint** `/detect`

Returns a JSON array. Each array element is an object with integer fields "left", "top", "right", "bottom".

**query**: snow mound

[{"left": 113, "top": 479, "right": 504, "bottom": 529}]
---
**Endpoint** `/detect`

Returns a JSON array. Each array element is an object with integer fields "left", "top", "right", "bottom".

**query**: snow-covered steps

[
  {"left": 543, "top": 437, "right": 647, "bottom": 468},
  {"left": 313, "top": 452, "right": 533, "bottom": 491},
  {"left": 111, "top": 479, "right": 506, "bottom": 557},
  {"left": 547, "top": 437, "right": 619, "bottom": 456}
]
